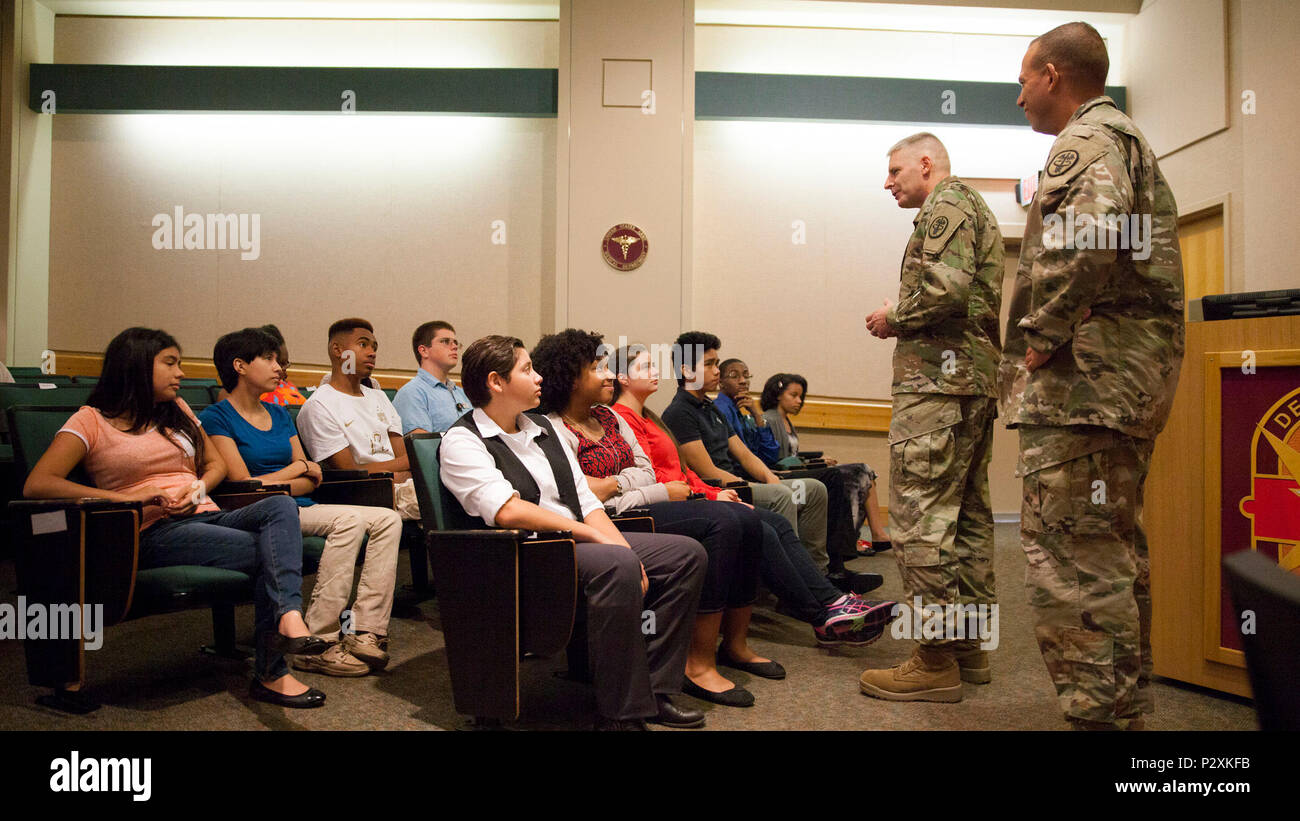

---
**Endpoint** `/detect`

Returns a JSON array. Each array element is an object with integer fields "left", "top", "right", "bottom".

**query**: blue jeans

[
  {"left": 139, "top": 494, "right": 304, "bottom": 681},
  {"left": 752, "top": 506, "right": 843, "bottom": 624}
]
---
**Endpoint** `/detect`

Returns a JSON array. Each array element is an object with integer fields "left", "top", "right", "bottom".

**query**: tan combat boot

[
  {"left": 859, "top": 644, "right": 963, "bottom": 703},
  {"left": 953, "top": 647, "right": 991, "bottom": 684}
]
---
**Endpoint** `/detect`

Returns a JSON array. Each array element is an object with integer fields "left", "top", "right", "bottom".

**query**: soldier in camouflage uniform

[
  {"left": 860, "top": 132, "right": 1003, "bottom": 702},
  {"left": 1003, "top": 23, "right": 1184, "bottom": 729}
]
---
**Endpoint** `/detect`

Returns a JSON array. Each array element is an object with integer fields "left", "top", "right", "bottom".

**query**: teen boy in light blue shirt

[{"left": 394, "top": 320, "right": 472, "bottom": 434}]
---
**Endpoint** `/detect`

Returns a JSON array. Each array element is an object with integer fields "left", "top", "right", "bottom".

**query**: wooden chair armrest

[
  {"left": 611, "top": 510, "right": 655, "bottom": 533},
  {"left": 212, "top": 484, "right": 289, "bottom": 510},
  {"left": 427, "top": 528, "right": 532, "bottom": 541},
  {"left": 321, "top": 468, "right": 367, "bottom": 481},
  {"left": 312, "top": 476, "right": 394, "bottom": 508},
  {"left": 215, "top": 479, "right": 263, "bottom": 493},
  {"left": 721, "top": 481, "right": 754, "bottom": 503},
  {"left": 9, "top": 497, "right": 143, "bottom": 515}
]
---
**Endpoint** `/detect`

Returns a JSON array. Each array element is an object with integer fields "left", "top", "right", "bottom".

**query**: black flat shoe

[
  {"left": 248, "top": 679, "right": 326, "bottom": 709},
  {"left": 650, "top": 694, "right": 707, "bottom": 727},
  {"left": 681, "top": 678, "right": 755, "bottom": 708},
  {"left": 716, "top": 650, "right": 786, "bottom": 680},
  {"left": 262, "top": 632, "right": 329, "bottom": 656}
]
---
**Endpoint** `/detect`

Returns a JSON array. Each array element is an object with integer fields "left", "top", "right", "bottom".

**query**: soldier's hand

[
  {"left": 865, "top": 300, "right": 896, "bottom": 339},
  {"left": 1024, "top": 347, "right": 1052, "bottom": 372}
]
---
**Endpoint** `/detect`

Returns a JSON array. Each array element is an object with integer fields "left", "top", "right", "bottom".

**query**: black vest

[{"left": 452, "top": 411, "right": 585, "bottom": 523}]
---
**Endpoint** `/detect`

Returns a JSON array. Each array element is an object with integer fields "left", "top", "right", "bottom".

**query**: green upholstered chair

[
  {"left": 0, "top": 386, "right": 97, "bottom": 526},
  {"left": 176, "top": 386, "right": 212, "bottom": 408},
  {"left": 4, "top": 405, "right": 324, "bottom": 713},
  {"left": 5, "top": 366, "right": 47, "bottom": 378}
]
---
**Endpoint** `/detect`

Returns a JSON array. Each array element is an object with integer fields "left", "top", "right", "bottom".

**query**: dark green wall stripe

[
  {"left": 28, "top": 64, "right": 559, "bottom": 115},
  {"left": 28, "top": 64, "right": 1125, "bottom": 125},
  {"left": 696, "top": 71, "right": 1126, "bottom": 126}
]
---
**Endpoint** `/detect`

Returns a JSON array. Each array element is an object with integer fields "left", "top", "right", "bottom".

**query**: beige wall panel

[
  {"left": 1139, "top": 0, "right": 1298, "bottom": 295},
  {"left": 696, "top": 4, "right": 1132, "bottom": 82},
  {"left": 49, "top": 115, "right": 553, "bottom": 372},
  {"left": 1125, "top": 0, "right": 1226, "bottom": 157},
  {"left": 1239, "top": 0, "right": 1300, "bottom": 293},
  {"left": 697, "top": 25, "right": 1036, "bottom": 83},
  {"left": 55, "top": 16, "right": 557, "bottom": 67}
]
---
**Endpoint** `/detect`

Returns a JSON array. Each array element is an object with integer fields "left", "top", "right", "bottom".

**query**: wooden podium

[{"left": 1149, "top": 313, "right": 1300, "bottom": 697}]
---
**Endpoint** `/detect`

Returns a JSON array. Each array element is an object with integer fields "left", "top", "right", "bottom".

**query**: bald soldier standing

[
  {"left": 860, "top": 133, "right": 1003, "bottom": 702},
  {"left": 1003, "top": 23, "right": 1184, "bottom": 730}
]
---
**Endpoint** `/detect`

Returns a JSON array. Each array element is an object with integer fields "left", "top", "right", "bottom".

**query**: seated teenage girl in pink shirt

[{"left": 22, "top": 327, "right": 328, "bottom": 709}]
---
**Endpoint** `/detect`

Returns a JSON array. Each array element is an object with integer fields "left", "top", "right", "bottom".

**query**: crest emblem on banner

[{"left": 1239, "top": 386, "right": 1300, "bottom": 574}]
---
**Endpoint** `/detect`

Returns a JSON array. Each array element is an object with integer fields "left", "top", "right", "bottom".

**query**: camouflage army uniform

[
  {"left": 1000, "top": 96, "right": 1185, "bottom": 729},
  {"left": 885, "top": 176, "right": 1004, "bottom": 645}
]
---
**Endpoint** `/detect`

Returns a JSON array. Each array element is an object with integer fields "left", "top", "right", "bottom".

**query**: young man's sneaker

[
  {"left": 344, "top": 632, "right": 390, "bottom": 671},
  {"left": 293, "top": 643, "right": 371, "bottom": 677},
  {"left": 858, "top": 644, "right": 963, "bottom": 702}
]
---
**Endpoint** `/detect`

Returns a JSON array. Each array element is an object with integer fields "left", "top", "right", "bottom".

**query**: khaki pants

[{"left": 298, "top": 503, "right": 403, "bottom": 640}]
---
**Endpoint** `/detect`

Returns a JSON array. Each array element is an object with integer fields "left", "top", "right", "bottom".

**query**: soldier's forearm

[{"left": 1019, "top": 254, "right": 1109, "bottom": 350}]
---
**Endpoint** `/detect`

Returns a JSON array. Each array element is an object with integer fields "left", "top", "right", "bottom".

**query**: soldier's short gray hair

[{"left": 887, "top": 132, "right": 951, "bottom": 174}]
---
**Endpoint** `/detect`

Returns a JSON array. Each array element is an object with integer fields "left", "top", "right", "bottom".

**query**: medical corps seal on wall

[{"left": 602, "top": 224, "right": 648, "bottom": 271}]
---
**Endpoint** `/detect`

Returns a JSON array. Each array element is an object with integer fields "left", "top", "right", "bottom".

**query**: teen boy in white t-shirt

[{"left": 297, "top": 318, "right": 418, "bottom": 520}]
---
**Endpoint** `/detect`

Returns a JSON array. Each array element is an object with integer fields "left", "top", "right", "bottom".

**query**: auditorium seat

[
  {"left": 4, "top": 404, "right": 324, "bottom": 713},
  {"left": 406, "top": 431, "right": 654, "bottom": 724},
  {"left": 0, "top": 385, "right": 96, "bottom": 526},
  {"left": 406, "top": 431, "right": 577, "bottom": 724}
]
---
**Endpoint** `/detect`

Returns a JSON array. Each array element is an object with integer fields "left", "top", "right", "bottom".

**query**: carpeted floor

[{"left": 0, "top": 523, "right": 1258, "bottom": 731}]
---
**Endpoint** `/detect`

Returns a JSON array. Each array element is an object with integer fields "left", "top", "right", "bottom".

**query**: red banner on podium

[{"left": 1214, "top": 361, "right": 1300, "bottom": 654}]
